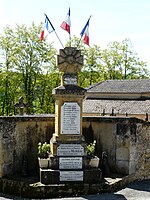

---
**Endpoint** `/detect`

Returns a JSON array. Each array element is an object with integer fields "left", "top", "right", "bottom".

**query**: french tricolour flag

[
  {"left": 60, "top": 8, "right": 71, "bottom": 34},
  {"left": 80, "top": 16, "right": 91, "bottom": 46},
  {"left": 40, "top": 14, "right": 55, "bottom": 42}
]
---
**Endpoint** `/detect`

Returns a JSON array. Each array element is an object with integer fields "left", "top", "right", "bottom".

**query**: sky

[{"left": 0, "top": 0, "right": 150, "bottom": 68}]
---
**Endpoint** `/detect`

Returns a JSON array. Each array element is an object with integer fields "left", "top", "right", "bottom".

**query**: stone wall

[
  {"left": 0, "top": 115, "right": 55, "bottom": 177},
  {"left": 82, "top": 119, "right": 116, "bottom": 171},
  {"left": 0, "top": 115, "right": 149, "bottom": 179},
  {"left": 136, "top": 123, "right": 150, "bottom": 178},
  {"left": 82, "top": 117, "right": 150, "bottom": 178}
]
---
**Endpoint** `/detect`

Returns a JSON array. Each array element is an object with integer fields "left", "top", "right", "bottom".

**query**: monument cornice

[{"left": 52, "top": 85, "right": 87, "bottom": 96}]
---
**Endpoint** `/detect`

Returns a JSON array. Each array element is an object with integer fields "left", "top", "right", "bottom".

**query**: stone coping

[
  {"left": 83, "top": 116, "right": 146, "bottom": 123},
  {"left": 0, "top": 114, "right": 55, "bottom": 122},
  {"left": 0, "top": 115, "right": 146, "bottom": 124}
]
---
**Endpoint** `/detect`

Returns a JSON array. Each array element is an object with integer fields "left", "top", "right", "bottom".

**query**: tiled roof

[
  {"left": 83, "top": 99, "right": 150, "bottom": 114},
  {"left": 86, "top": 79, "right": 150, "bottom": 94}
]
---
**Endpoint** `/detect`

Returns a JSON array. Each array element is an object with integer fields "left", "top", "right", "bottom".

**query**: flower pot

[
  {"left": 89, "top": 156, "right": 100, "bottom": 168},
  {"left": 38, "top": 157, "right": 49, "bottom": 168}
]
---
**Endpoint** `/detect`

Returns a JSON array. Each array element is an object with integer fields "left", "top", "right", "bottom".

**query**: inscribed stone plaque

[
  {"left": 64, "top": 77, "right": 77, "bottom": 85},
  {"left": 61, "top": 102, "right": 80, "bottom": 134},
  {"left": 57, "top": 144, "right": 84, "bottom": 156},
  {"left": 59, "top": 157, "right": 82, "bottom": 169},
  {"left": 60, "top": 171, "right": 83, "bottom": 181}
]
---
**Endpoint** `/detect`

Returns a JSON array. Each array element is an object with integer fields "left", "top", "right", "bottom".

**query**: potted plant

[
  {"left": 38, "top": 142, "right": 50, "bottom": 168},
  {"left": 87, "top": 140, "right": 100, "bottom": 168}
]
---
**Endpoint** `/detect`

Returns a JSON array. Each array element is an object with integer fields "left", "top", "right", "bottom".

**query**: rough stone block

[
  {"left": 84, "top": 168, "right": 102, "bottom": 183},
  {"left": 40, "top": 169, "right": 59, "bottom": 184},
  {"left": 116, "top": 147, "right": 129, "bottom": 160},
  {"left": 116, "top": 160, "right": 129, "bottom": 175},
  {"left": 49, "top": 156, "right": 59, "bottom": 169},
  {"left": 3, "top": 163, "right": 13, "bottom": 176},
  {"left": 129, "top": 160, "right": 136, "bottom": 174},
  {"left": 0, "top": 165, "right": 2, "bottom": 178},
  {"left": 0, "top": 142, "right": 3, "bottom": 162},
  {"left": 130, "top": 146, "right": 136, "bottom": 160}
]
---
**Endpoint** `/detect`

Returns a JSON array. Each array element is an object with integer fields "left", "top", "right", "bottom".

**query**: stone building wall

[{"left": 0, "top": 115, "right": 149, "bottom": 179}]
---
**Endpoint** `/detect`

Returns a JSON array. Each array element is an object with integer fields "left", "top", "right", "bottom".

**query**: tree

[
  {"left": 68, "top": 37, "right": 150, "bottom": 87},
  {"left": 67, "top": 36, "right": 105, "bottom": 87},
  {"left": 0, "top": 30, "right": 150, "bottom": 116},
  {"left": 101, "top": 39, "right": 149, "bottom": 80},
  {"left": 0, "top": 23, "right": 58, "bottom": 115},
  {"left": 13, "top": 23, "right": 57, "bottom": 113},
  {"left": 80, "top": 45, "right": 103, "bottom": 86},
  {"left": 0, "top": 26, "right": 20, "bottom": 115}
]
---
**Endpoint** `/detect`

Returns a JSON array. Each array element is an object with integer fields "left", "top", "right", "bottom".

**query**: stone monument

[{"left": 40, "top": 47, "right": 102, "bottom": 184}]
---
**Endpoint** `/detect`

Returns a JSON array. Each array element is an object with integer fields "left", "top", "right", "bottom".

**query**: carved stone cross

[
  {"left": 57, "top": 47, "right": 83, "bottom": 86},
  {"left": 14, "top": 97, "right": 27, "bottom": 115},
  {"left": 57, "top": 47, "right": 83, "bottom": 74}
]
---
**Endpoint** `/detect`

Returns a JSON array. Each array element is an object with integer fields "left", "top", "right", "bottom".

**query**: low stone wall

[
  {"left": 0, "top": 115, "right": 55, "bottom": 177},
  {"left": 136, "top": 123, "right": 150, "bottom": 178},
  {"left": 0, "top": 115, "right": 149, "bottom": 179},
  {"left": 82, "top": 117, "right": 150, "bottom": 178}
]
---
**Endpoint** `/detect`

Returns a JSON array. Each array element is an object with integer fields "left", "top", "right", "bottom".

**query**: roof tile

[{"left": 86, "top": 79, "right": 150, "bottom": 94}]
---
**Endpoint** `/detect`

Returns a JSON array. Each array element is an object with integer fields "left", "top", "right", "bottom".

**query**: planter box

[
  {"left": 38, "top": 158, "right": 49, "bottom": 168},
  {"left": 89, "top": 156, "right": 100, "bottom": 168}
]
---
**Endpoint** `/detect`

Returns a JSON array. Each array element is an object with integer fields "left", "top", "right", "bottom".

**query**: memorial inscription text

[{"left": 61, "top": 102, "right": 80, "bottom": 134}]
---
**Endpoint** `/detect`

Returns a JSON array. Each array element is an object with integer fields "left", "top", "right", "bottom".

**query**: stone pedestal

[{"left": 39, "top": 47, "right": 102, "bottom": 184}]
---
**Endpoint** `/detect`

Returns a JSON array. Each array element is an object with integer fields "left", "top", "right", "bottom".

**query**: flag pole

[
  {"left": 44, "top": 14, "right": 64, "bottom": 49},
  {"left": 69, "top": 33, "right": 71, "bottom": 47},
  {"left": 76, "top": 37, "right": 82, "bottom": 49},
  {"left": 77, "top": 15, "right": 92, "bottom": 49},
  {"left": 54, "top": 31, "right": 65, "bottom": 49},
  {"left": 69, "top": 7, "right": 71, "bottom": 47}
]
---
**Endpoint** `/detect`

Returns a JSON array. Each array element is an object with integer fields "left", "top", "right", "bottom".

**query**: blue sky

[{"left": 0, "top": 0, "right": 150, "bottom": 68}]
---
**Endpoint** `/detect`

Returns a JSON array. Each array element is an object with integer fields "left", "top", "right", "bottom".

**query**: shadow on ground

[
  {"left": 127, "top": 179, "right": 150, "bottom": 192},
  {"left": 83, "top": 193, "right": 127, "bottom": 200}
]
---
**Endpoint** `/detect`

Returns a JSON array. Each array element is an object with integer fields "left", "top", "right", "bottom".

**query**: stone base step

[{"left": 40, "top": 168, "right": 102, "bottom": 184}]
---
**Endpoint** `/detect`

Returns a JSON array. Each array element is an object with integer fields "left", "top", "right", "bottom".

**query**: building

[{"left": 83, "top": 79, "right": 150, "bottom": 121}]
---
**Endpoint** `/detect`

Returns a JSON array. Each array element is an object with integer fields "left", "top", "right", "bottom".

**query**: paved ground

[{"left": 0, "top": 179, "right": 150, "bottom": 200}]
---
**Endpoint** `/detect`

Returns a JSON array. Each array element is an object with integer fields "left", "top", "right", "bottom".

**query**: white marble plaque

[
  {"left": 59, "top": 157, "right": 82, "bottom": 169},
  {"left": 57, "top": 144, "right": 84, "bottom": 156},
  {"left": 60, "top": 171, "right": 83, "bottom": 181},
  {"left": 64, "top": 77, "right": 77, "bottom": 85},
  {"left": 61, "top": 102, "right": 80, "bottom": 134}
]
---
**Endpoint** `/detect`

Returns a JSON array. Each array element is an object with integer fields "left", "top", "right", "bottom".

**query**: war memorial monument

[{"left": 40, "top": 47, "right": 102, "bottom": 184}]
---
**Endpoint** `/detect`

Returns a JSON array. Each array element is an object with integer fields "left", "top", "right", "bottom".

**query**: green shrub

[
  {"left": 38, "top": 142, "right": 50, "bottom": 158},
  {"left": 87, "top": 140, "right": 96, "bottom": 157}
]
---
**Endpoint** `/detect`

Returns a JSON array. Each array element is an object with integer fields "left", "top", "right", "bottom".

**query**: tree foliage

[
  {"left": 0, "top": 23, "right": 59, "bottom": 115},
  {"left": 0, "top": 26, "right": 149, "bottom": 116},
  {"left": 101, "top": 39, "right": 149, "bottom": 80}
]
